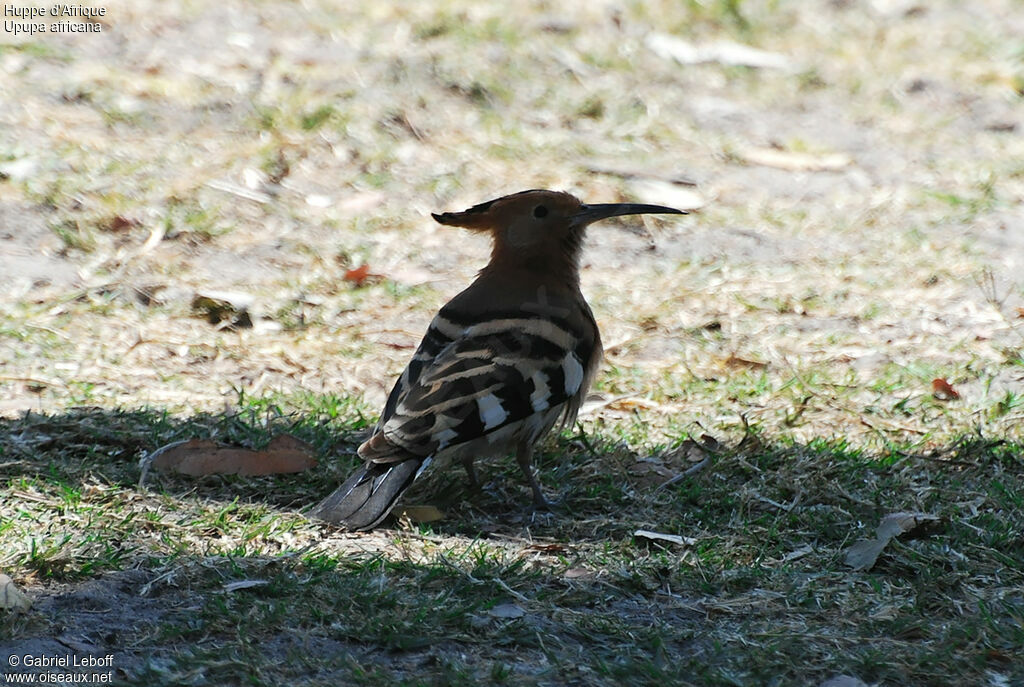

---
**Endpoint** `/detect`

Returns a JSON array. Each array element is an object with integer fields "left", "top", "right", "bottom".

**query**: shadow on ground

[{"left": 1, "top": 406, "right": 1022, "bottom": 686}]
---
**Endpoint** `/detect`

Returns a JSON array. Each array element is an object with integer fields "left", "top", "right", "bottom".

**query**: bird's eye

[{"left": 533, "top": 205, "right": 548, "bottom": 218}]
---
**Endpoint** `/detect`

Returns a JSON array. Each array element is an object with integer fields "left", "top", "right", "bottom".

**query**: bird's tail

[{"left": 310, "top": 457, "right": 427, "bottom": 531}]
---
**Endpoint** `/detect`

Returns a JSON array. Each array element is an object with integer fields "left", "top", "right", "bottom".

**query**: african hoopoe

[{"left": 312, "top": 189, "right": 684, "bottom": 530}]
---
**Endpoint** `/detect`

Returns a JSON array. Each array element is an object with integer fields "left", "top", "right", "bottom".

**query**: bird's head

[{"left": 432, "top": 189, "right": 684, "bottom": 280}]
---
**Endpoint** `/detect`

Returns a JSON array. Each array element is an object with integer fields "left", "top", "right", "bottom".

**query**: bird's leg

[
  {"left": 515, "top": 443, "right": 553, "bottom": 510},
  {"left": 461, "top": 456, "right": 481, "bottom": 493}
]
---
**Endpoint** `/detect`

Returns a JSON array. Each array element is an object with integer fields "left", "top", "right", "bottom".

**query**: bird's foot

[
  {"left": 530, "top": 492, "right": 559, "bottom": 511},
  {"left": 462, "top": 459, "right": 483, "bottom": 495},
  {"left": 516, "top": 492, "right": 562, "bottom": 523}
]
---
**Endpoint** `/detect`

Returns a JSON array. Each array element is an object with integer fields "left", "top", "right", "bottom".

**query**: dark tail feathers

[{"left": 311, "top": 458, "right": 424, "bottom": 531}]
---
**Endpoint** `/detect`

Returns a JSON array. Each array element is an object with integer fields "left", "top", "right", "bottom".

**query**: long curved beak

[{"left": 570, "top": 202, "right": 687, "bottom": 228}]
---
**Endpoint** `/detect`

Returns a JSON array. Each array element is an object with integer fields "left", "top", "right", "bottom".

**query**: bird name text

[{"left": 4, "top": 4, "right": 105, "bottom": 34}]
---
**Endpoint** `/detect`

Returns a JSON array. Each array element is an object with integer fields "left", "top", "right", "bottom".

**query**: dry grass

[{"left": 1, "top": 0, "right": 1023, "bottom": 685}]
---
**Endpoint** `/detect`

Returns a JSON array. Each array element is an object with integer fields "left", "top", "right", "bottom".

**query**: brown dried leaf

[
  {"left": 697, "top": 433, "right": 722, "bottom": 452},
  {"left": 150, "top": 435, "right": 316, "bottom": 476},
  {"left": 628, "top": 458, "right": 677, "bottom": 487},
  {"left": 526, "top": 543, "right": 569, "bottom": 554},
  {"left": 931, "top": 378, "right": 960, "bottom": 400},
  {"left": 724, "top": 353, "right": 768, "bottom": 370},
  {"left": 845, "top": 512, "right": 941, "bottom": 571},
  {"left": 343, "top": 263, "right": 372, "bottom": 286},
  {"left": 399, "top": 505, "right": 445, "bottom": 523},
  {"left": 107, "top": 215, "right": 139, "bottom": 232},
  {"left": 671, "top": 438, "right": 715, "bottom": 463},
  {"left": 0, "top": 574, "right": 31, "bottom": 613},
  {"left": 641, "top": 437, "right": 719, "bottom": 490},
  {"left": 343, "top": 264, "right": 386, "bottom": 287},
  {"left": 606, "top": 397, "right": 663, "bottom": 411},
  {"left": 191, "top": 290, "right": 255, "bottom": 328}
]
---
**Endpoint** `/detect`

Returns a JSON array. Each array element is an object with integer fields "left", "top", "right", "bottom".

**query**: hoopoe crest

[{"left": 312, "top": 189, "right": 685, "bottom": 530}]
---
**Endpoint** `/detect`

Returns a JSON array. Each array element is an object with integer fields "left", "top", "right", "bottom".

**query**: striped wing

[
  {"left": 374, "top": 312, "right": 460, "bottom": 433},
  {"left": 363, "top": 315, "right": 595, "bottom": 462}
]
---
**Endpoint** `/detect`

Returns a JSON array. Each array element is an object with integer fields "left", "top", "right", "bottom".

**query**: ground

[{"left": 1, "top": 1, "right": 1023, "bottom": 685}]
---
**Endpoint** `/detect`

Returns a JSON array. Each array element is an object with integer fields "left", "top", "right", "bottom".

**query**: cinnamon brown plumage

[{"left": 312, "top": 190, "right": 684, "bottom": 530}]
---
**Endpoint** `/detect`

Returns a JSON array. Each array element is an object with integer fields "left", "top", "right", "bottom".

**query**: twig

[
  {"left": 656, "top": 455, "right": 712, "bottom": 490},
  {"left": 205, "top": 179, "right": 273, "bottom": 204}
]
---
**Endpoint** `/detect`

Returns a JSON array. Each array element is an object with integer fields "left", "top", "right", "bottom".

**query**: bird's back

[{"left": 371, "top": 270, "right": 601, "bottom": 461}]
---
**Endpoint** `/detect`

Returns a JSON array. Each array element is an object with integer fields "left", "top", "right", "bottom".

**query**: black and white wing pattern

[
  {"left": 361, "top": 309, "right": 599, "bottom": 463},
  {"left": 312, "top": 302, "right": 600, "bottom": 531}
]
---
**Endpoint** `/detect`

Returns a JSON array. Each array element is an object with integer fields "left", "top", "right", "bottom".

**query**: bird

[{"left": 311, "top": 189, "right": 685, "bottom": 530}]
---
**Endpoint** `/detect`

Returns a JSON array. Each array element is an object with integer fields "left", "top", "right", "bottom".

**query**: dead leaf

[
  {"left": 605, "top": 397, "right": 663, "bottom": 411},
  {"left": 724, "top": 353, "right": 768, "bottom": 370},
  {"left": 782, "top": 544, "right": 814, "bottom": 562},
  {"left": 878, "top": 512, "right": 941, "bottom": 539},
  {"left": 628, "top": 179, "right": 706, "bottom": 212},
  {"left": 0, "top": 574, "right": 32, "bottom": 613},
  {"left": 628, "top": 459, "right": 678, "bottom": 487},
  {"left": 1015, "top": 307, "right": 1024, "bottom": 319},
  {"left": 107, "top": 215, "right": 139, "bottom": 232},
  {"left": 343, "top": 264, "right": 370, "bottom": 284},
  {"left": 577, "top": 392, "right": 646, "bottom": 418},
  {"left": 931, "top": 378, "right": 960, "bottom": 400},
  {"left": 150, "top": 435, "right": 316, "bottom": 476},
  {"left": 564, "top": 567, "right": 592, "bottom": 579},
  {"left": 843, "top": 538, "right": 890, "bottom": 573},
  {"left": 191, "top": 290, "right": 255, "bottom": 328},
  {"left": 399, "top": 505, "right": 445, "bottom": 523},
  {"left": 671, "top": 437, "right": 719, "bottom": 462},
  {"left": 819, "top": 677, "right": 871, "bottom": 687},
  {"left": 57, "top": 636, "right": 99, "bottom": 653},
  {"left": 526, "top": 543, "right": 569, "bottom": 554},
  {"left": 488, "top": 603, "right": 525, "bottom": 619},
  {"left": 738, "top": 147, "right": 851, "bottom": 171},
  {"left": 647, "top": 436, "right": 720, "bottom": 490},
  {"left": 844, "top": 512, "right": 941, "bottom": 572},
  {"left": 343, "top": 264, "right": 380, "bottom": 287},
  {"left": 697, "top": 433, "right": 722, "bottom": 452},
  {"left": 646, "top": 33, "right": 794, "bottom": 70},
  {"left": 222, "top": 580, "right": 269, "bottom": 593},
  {"left": 634, "top": 529, "right": 697, "bottom": 546}
]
